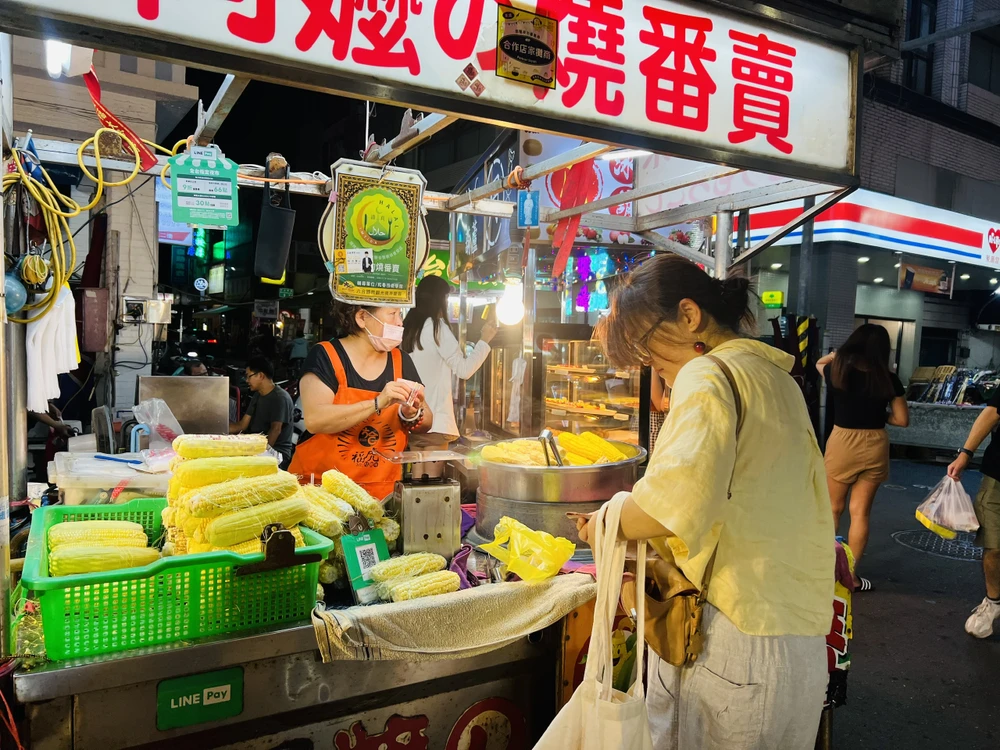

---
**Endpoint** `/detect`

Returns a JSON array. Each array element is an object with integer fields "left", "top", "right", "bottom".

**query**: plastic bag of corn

[{"left": 172, "top": 434, "right": 268, "bottom": 459}]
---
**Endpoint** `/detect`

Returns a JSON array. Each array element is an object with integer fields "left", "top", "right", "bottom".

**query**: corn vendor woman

[{"left": 290, "top": 302, "right": 433, "bottom": 498}]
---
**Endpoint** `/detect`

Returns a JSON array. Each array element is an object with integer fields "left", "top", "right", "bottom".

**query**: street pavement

[{"left": 834, "top": 460, "right": 1000, "bottom": 749}]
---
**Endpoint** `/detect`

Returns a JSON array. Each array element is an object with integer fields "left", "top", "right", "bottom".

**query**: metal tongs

[{"left": 538, "top": 429, "right": 564, "bottom": 467}]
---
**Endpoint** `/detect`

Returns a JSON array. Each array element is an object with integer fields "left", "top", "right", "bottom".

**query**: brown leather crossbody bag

[{"left": 620, "top": 355, "right": 744, "bottom": 668}]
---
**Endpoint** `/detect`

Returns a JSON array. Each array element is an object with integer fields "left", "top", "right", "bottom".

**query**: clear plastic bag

[
  {"left": 479, "top": 516, "right": 575, "bottom": 581},
  {"left": 916, "top": 477, "right": 979, "bottom": 540},
  {"left": 133, "top": 399, "right": 184, "bottom": 450}
]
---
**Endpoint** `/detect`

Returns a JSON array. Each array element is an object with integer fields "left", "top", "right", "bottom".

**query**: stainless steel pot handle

[{"left": 538, "top": 429, "right": 564, "bottom": 467}]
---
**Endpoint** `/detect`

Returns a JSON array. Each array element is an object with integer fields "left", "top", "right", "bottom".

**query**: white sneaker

[{"left": 964, "top": 597, "right": 1000, "bottom": 638}]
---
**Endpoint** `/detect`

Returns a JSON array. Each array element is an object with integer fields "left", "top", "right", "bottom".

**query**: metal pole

[
  {"left": 520, "top": 246, "right": 537, "bottom": 436},
  {"left": 5, "top": 322, "right": 26, "bottom": 504},
  {"left": 0, "top": 131, "right": 11, "bottom": 660},
  {"left": 798, "top": 196, "right": 815, "bottom": 316},
  {"left": 456, "top": 272, "right": 468, "bottom": 435},
  {"left": 715, "top": 211, "right": 733, "bottom": 280}
]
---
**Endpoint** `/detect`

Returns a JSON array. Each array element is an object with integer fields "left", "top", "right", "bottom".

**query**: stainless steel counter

[{"left": 15, "top": 620, "right": 563, "bottom": 749}]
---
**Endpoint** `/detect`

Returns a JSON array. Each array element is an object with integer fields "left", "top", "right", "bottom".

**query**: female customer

[
  {"left": 289, "top": 303, "right": 434, "bottom": 499},
  {"left": 817, "top": 324, "right": 908, "bottom": 591},
  {"left": 403, "top": 275, "right": 495, "bottom": 476},
  {"left": 580, "top": 255, "right": 834, "bottom": 749}
]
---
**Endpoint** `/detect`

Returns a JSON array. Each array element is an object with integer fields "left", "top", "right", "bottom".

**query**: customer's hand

[
  {"left": 572, "top": 512, "right": 596, "bottom": 547},
  {"left": 948, "top": 452, "right": 971, "bottom": 480},
  {"left": 481, "top": 322, "right": 497, "bottom": 344}
]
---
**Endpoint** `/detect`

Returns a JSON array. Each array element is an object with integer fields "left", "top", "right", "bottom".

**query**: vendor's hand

[
  {"left": 400, "top": 387, "right": 426, "bottom": 420},
  {"left": 52, "top": 423, "right": 75, "bottom": 440},
  {"left": 481, "top": 322, "right": 497, "bottom": 344},
  {"left": 948, "top": 452, "right": 971, "bottom": 480},
  {"left": 377, "top": 381, "right": 412, "bottom": 411}
]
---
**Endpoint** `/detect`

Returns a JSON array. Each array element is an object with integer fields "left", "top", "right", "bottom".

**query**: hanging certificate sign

[{"left": 319, "top": 160, "right": 426, "bottom": 307}]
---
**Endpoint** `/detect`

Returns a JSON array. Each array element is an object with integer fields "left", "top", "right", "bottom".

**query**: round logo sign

[{"left": 194, "top": 277, "right": 209, "bottom": 292}]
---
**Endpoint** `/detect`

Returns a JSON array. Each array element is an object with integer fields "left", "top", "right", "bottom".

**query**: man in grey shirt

[{"left": 230, "top": 356, "right": 294, "bottom": 468}]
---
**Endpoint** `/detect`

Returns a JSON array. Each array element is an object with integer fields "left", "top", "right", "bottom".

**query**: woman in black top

[{"left": 817, "top": 324, "right": 909, "bottom": 591}]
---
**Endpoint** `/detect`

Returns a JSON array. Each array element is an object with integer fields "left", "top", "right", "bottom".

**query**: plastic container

[
  {"left": 47, "top": 452, "right": 170, "bottom": 505},
  {"left": 21, "top": 498, "right": 335, "bottom": 660}
]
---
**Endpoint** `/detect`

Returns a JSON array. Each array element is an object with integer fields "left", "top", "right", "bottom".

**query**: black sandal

[{"left": 855, "top": 577, "right": 873, "bottom": 592}]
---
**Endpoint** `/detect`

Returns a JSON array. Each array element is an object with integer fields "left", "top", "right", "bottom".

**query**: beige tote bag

[{"left": 533, "top": 492, "right": 653, "bottom": 750}]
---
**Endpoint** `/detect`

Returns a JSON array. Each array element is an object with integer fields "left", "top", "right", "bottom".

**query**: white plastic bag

[
  {"left": 533, "top": 492, "right": 653, "bottom": 750},
  {"left": 915, "top": 477, "right": 979, "bottom": 539},
  {"left": 132, "top": 398, "right": 184, "bottom": 450}
]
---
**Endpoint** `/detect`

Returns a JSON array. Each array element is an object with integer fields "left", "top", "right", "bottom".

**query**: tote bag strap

[
  {"left": 697, "top": 355, "right": 745, "bottom": 604},
  {"left": 584, "top": 492, "right": 646, "bottom": 701}
]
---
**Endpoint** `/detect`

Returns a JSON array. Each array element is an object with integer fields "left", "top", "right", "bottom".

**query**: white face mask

[{"left": 363, "top": 311, "right": 403, "bottom": 352}]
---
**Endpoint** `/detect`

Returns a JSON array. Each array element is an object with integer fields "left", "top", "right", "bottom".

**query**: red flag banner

[{"left": 82, "top": 67, "right": 159, "bottom": 172}]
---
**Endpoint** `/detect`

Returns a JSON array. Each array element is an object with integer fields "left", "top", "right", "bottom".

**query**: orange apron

[{"left": 289, "top": 342, "right": 406, "bottom": 499}]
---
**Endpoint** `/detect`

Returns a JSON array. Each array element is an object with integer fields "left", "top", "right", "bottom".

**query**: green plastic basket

[{"left": 21, "top": 498, "right": 334, "bottom": 661}]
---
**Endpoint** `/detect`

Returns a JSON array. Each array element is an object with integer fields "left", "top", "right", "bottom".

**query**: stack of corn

[
  {"left": 369, "top": 553, "right": 459, "bottom": 602},
  {"left": 480, "top": 440, "right": 568, "bottom": 467},
  {"left": 162, "top": 434, "right": 307, "bottom": 555},
  {"left": 555, "top": 431, "right": 627, "bottom": 466},
  {"left": 47, "top": 520, "right": 160, "bottom": 576},
  {"left": 298, "top": 474, "right": 400, "bottom": 588}
]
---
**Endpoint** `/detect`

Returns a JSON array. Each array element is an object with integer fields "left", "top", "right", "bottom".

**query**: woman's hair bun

[{"left": 718, "top": 275, "right": 753, "bottom": 329}]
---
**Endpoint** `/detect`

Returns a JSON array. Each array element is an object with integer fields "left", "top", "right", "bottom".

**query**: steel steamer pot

[{"left": 471, "top": 439, "right": 647, "bottom": 559}]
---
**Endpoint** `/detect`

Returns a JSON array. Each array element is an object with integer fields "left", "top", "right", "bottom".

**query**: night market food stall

[{"left": 0, "top": 0, "right": 880, "bottom": 746}]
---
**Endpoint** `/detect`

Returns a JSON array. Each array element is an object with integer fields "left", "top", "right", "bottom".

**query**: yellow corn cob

[
  {"left": 173, "top": 533, "right": 188, "bottom": 555},
  {"left": 172, "top": 434, "right": 268, "bottom": 459},
  {"left": 303, "top": 505, "right": 345, "bottom": 539},
  {"left": 321, "top": 470, "right": 384, "bottom": 521},
  {"left": 204, "top": 496, "right": 310, "bottom": 548},
  {"left": 161, "top": 542, "right": 176, "bottom": 557},
  {"left": 48, "top": 520, "right": 148, "bottom": 551},
  {"left": 579, "top": 431, "right": 627, "bottom": 461},
  {"left": 188, "top": 540, "right": 212, "bottom": 554},
  {"left": 564, "top": 452, "right": 593, "bottom": 466},
  {"left": 48, "top": 546, "right": 160, "bottom": 576},
  {"left": 370, "top": 552, "right": 447, "bottom": 584},
  {"left": 161, "top": 507, "right": 177, "bottom": 527},
  {"left": 319, "top": 558, "right": 346, "bottom": 585},
  {"left": 378, "top": 517, "right": 400, "bottom": 545},
  {"left": 172, "top": 456, "right": 278, "bottom": 490},
  {"left": 481, "top": 441, "right": 567, "bottom": 466},
  {"left": 557, "top": 432, "right": 625, "bottom": 464},
  {"left": 187, "top": 471, "right": 299, "bottom": 518},
  {"left": 298, "top": 485, "right": 355, "bottom": 520},
  {"left": 214, "top": 526, "right": 305, "bottom": 554},
  {"left": 183, "top": 514, "right": 211, "bottom": 540},
  {"left": 387, "top": 571, "right": 461, "bottom": 602}
]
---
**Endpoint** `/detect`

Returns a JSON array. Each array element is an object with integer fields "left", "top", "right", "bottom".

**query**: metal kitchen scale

[{"left": 375, "top": 447, "right": 470, "bottom": 559}]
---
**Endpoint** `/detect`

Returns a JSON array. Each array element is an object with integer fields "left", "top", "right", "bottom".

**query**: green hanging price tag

[
  {"left": 169, "top": 145, "right": 239, "bottom": 227},
  {"left": 156, "top": 667, "right": 244, "bottom": 730}
]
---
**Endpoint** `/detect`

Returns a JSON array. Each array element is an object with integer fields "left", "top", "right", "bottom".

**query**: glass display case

[{"left": 541, "top": 337, "right": 640, "bottom": 443}]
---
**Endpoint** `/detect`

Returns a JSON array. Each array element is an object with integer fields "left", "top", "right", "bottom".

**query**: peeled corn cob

[
  {"left": 481, "top": 440, "right": 568, "bottom": 467},
  {"left": 319, "top": 558, "right": 346, "bottom": 585},
  {"left": 378, "top": 517, "right": 400, "bottom": 545},
  {"left": 214, "top": 526, "right": 306, "bottom": 554},
  {"left": 204, "top": 496, "right": 309, "bottom": 548},
  {"left": 557, "top": 432, "right": 625, "bottom": 464},
  {"left": 172, "top": 434, "right": 268, "bottom": 459},
  {"left": 49, "top": 546, "right": 160, "bottom": 576},
  {"left": 387, "top": 571, "right": 461, "bottom": 602},
  {"left": 298, "top": 485, "right": 354, "bottom": 520},
  {"left": 172, "top": 456, "right": 278, "bottom": 490},
  {"left": 161, "top": 507, "right": 177, "bottom": 527},
  {"left": 303, "top": 505, "right": 345, "bottom": 539},
  {"left": 48, "top": 520, "right": 148, "bottom": 551},
  {"left": 187, "top": 471, "right": 299, "bottom": 518},
  {"left": 370, "top": 552, "right": 446, "bottom": 584},
  {"left": 322, "top": 470, "right": 384, "bottom": 521}
]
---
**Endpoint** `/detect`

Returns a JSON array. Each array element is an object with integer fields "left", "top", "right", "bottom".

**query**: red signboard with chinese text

[{"left": 14, "top": 0, "right": 856, "bottom": 179}]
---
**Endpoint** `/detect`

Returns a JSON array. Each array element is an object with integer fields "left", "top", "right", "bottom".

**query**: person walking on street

[
  {"left": 948, "top": 400, "right": 1000, "bottom": 638},
  {"left": 403, "top": 275, "right": 495, "bottom": 478},
  {"left": 230, "top": 356, "right": 295, "bottom": 469},
  {"left": 578, "top": 255, "right": 834, "bottom": 750},
  {"left": 817, "top": 324, "right": 909, "bottom": 592}
]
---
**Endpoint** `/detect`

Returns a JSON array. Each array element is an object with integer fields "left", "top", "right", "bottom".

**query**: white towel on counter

[{"left": 311, "top": 572, "right": 596, "bottom": 662}]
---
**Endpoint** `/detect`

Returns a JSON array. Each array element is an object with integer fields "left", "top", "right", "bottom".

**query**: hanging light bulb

[
  {"left": 496, "top": 277, "right": 525, "bottom": 326},
  {"left": 45, "top": 40, "right": 72, "bottom": 78}
]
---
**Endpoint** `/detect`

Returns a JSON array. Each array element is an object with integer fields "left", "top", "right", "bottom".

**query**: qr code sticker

[{"left": 357, "top": 544, "right": 379, "bottom": 580}]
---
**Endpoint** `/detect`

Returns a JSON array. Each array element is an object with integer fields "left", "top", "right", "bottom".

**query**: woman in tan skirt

[{"left": 818, "top": 324, "right": 909, "bottom": 591}]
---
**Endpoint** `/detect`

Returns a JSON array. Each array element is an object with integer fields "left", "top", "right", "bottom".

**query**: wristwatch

[{"left": 958, "top": 448, "right": 974, "bottom": 459}]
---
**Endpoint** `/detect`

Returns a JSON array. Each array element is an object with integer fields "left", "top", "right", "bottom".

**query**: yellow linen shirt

[{"left": 632, "top": 338, "right": 834, "bottom": 636}]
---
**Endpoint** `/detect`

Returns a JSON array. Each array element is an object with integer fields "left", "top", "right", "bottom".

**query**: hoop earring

[{"left": 693, "top": 341, "right": 707, "bottom": 354}]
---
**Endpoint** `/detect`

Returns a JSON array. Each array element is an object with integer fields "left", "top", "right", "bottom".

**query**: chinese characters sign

[
  {"left": 496, "top": 6, "right": 557, "bottom": 90},
  {"left": 169, "top": 145, "right": 239, "bottom": 227},
  {"left": 322, "top": 160, "right": 425, "bottom": 306},
  {"left": 21, "top": 0, "right": 856, "bottom": 177}
]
